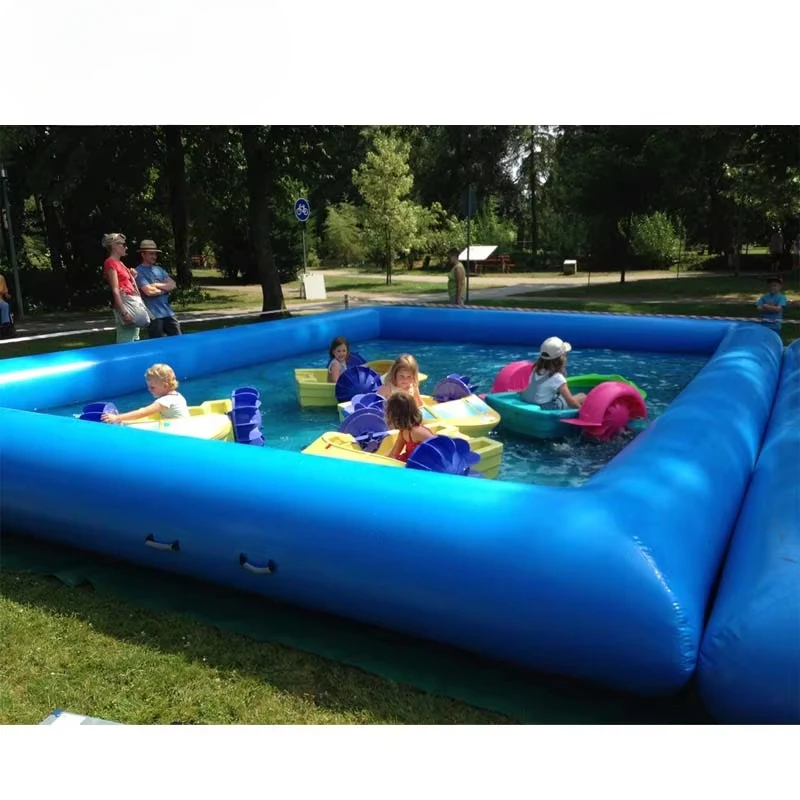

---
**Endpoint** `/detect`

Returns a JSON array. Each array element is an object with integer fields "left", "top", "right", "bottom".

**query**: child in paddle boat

[
  {"left": 520, "top": 337, "right": 587, "bottom": 410},
  {"left": 385, "top": 391, "right": 435, "bottom": 463},
  {"left": 327, "top": 336, "right": 351, "bottom": 383},
  {"left": 102, "top": 363, "right": 190, "bottom": 423},
  {"left": 377, "top": 353, "right": 424, "bottom": 407}
]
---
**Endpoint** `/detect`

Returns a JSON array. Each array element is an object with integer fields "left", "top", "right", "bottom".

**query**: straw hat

[{"left": 137, "top": 239, "right": 162, "bottom": 253}]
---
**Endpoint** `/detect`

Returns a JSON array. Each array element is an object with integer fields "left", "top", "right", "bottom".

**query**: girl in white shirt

[
  {"left": 520, "top": 337, "right": 586, "bottom": 410},
  {"left": 102, "top": 363, "right": 190, "bottom": 423}
]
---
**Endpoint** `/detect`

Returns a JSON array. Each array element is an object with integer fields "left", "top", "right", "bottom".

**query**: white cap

[{"left": 540, "top": 336, "right": 572, "bottom": 360}]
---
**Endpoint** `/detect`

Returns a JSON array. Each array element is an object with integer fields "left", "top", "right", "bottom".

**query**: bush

[
  {"left": 620, "top": 212, "right": 685, "bottom": 268},
  {"left": 470, "top": 199, "right": 517, "bottom": 250},
  {"left": 13, "top": 267, "right": 109, "bottom": 314},
  {"left": 171, "top": 285, "right": 213, "bottom": 306}
]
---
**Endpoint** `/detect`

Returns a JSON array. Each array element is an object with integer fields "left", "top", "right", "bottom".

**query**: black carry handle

[
  {"left": 145, "top": 535, "right": 180, "bottom": 552},
  {"left": 239, "top": 553, "right": 276, "bottom": 575}
]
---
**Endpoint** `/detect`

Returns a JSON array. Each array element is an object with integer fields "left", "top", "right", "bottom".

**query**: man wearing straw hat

[{"left": 134, "top": 239, "right": 182, "bottom": 338}]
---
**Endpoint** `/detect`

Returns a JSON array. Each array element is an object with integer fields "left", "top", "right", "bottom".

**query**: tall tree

[
  {"left": 240, "top": 126, "right": 285, "bottom": 314},
  {"left": 352, "top": 133, "right": 418, "bottom": 285},
  {"left": 164, "top": 126, "right": 192, "bottom": 288}
]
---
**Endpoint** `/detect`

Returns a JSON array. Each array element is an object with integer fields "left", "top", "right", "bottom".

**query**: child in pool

[
  {"left": 385, "top": 391, "right": 435, "bottom": 463},
  {"left": 377, "top": 353, "right": 424, "bottom": 407},
  {"left": 327, "top": 336, "right": 351, "bottom": 383},
  {"left": 102, "top": 363, "right": 190, "bottom": 423},
  {"left": 520, "top": 337, "right": 586, "bottom": 410}
]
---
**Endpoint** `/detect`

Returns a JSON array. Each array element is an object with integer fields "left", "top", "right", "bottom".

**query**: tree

[
  {"left": 352, "top": 134, "right": 418, "bottom": 285},
  {"left": 164, "top": 126, "right": 192, "bottom": 288},
  {"left": 323, "top": 202, "right": 365, "bottom": 266},
  {"left": 240, "top": 126, "right": 285, "bottom": 315}
]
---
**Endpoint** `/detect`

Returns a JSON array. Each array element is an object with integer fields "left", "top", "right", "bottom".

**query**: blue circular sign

[{"left": 294, "top": 198, "right": 310, "bottom": 223}]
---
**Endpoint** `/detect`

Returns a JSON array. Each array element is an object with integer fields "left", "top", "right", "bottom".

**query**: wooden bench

[{"left": 471, "top": 255, "right": 516, "bottom": 275}]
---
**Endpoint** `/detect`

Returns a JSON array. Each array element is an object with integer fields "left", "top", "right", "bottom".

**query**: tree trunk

[
  {"left": 530, "top": 130, "right": 538, "bottom": 268},
  {"left": 240, "top": 126, "right": 286, "bottom": 315},
  {"left": 38, "top": 197, "right": 66, "bottom": 277},
  {"left": 385, "top": 229, "right": 392, "bottom": 285},
  {"left": 164, "top": 126, "right": 193, "bottom": 288}
]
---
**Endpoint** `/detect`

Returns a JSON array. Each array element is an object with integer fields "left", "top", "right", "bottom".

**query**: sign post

[
  {"left": 294, "top": 197, "right": 310, "bottom": 300},
  {"left": 294, "top": 197, "right": 326, "bottom": 301},
  {"left": 294, "top": 197, "right": 310, "bottom": 275}
]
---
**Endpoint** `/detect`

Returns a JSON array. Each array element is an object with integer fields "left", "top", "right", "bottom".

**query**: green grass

[
  {"left": 530, "top": 272, "right": 800, "bottom": 301},
  {"left": 287, "top": 276, "right": 446, "bottom": 295},
  {"left": 0, "top": 572, "right": 508, "bottom": 725},
  {"left": 0, "top": 317, "right": 264, "bottom": 360},
  {"left": 474, "top": 298, "right": 798, "bottom": 345}
]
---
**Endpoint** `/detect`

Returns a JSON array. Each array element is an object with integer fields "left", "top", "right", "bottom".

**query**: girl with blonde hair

[
  {"left": 377, "top": 353, "right": 423, "bottom": 407},
  {"left": 101, "top": 364, "right": 190, "bottom": 423}
]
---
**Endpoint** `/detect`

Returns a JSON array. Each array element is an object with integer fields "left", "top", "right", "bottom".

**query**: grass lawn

[
  {"left": 529, "top": 272, "right": 800, "bottom": 301},
  {"left": 0, "top": 572, "right": 507, "bottom": 725},
  {"left": 0, "top": 316, "right": 264, "bottom": 360},
  {"left": 475, "top": 298, "right": 799, "bottom": 346}
]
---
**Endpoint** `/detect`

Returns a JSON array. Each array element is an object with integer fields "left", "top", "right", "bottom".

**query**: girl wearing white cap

[{"left": 520, "top": 336, "right": 586, "bottom": 410}]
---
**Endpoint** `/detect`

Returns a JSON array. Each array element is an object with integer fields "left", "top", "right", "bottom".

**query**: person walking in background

[
  {"left": 446, "top": 248, "right": 466, "bottom": 306},
  {"left": 769, "top": 228, "right": 784, "bottom": 272},
  {"left": 134, "top": 239, "right": 182, "bottom": 338}
]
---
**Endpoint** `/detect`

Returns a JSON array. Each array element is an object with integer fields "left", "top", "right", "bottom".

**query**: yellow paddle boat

[
  {"left": 295, "top": 359, "right": 429, "bottom": 408},
  {"left": 103, "top": 398, "right": 235, "bottom": 441},
  {"left": 125, "top": 413, "right": 234, "bottom": 442},
  {"left": 302, "top": 419, "right": 503, "bottom": 479},
  {"left": 338, "top": 372, "right": 501, "bottom": 438},
  {"left": 80, "top": 390, "right": 263, "bottom": 446},
  {"left": 337, "top": 393, "right": 500, "bottom": 437}
]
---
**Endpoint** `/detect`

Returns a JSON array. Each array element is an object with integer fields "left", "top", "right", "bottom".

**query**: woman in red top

[
  {"left": 385, "top": 391, "right": 435, "bottom": 463},
  {"left": 102, "top": 232, "right": 141, "bottom": 343}
]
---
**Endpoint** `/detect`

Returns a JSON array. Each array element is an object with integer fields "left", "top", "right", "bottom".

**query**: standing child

[
  {"left": 101, "top": 364, "right": 190, "bottom": 423},
  {"left": 377, "top": 354, "right": 424, "bottom": 407},
  {"left": 756, "top": 277, "right": 789, "bottom": 334},
  {"left": 327, "top": 336, "right": 351, "bottom": 383},
  {"left": 520, "top": 336, "right": 586, "bottom": 410},
  {"left": 384, "top": 391, "right": 435, "bottom": 463}
]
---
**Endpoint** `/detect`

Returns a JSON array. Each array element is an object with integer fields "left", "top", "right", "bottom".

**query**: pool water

[{"left": 45, "top": 339, "right": 708, "bottom": 487}]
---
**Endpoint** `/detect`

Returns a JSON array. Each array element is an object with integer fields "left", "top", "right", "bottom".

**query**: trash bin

[{"left": 563, "top": 259, "right": 578, "bottom": 276}]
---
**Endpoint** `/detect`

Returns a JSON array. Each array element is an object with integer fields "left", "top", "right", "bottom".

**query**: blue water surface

[{"left": 45, "top": 339, "right": 708, "bottom": 487}]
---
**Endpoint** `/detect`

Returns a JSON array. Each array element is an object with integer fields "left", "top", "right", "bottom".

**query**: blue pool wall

[
  {"left": 697, "top": 338, "right": 800, "bottom": 723},
  {"left": 0, "top": 307, "right": 784, "bottom": 697}
]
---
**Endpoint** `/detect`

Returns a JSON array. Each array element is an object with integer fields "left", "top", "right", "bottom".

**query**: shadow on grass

[{"left": 0, "top": 534, "right": 713, "bottom": 725}]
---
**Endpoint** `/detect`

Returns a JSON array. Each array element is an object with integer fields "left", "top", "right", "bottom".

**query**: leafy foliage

[
  {"left": 1, "top": 124, "right": 798, "bottom": 312},
  {"left": 620, "top": 212, "right": 686, "bottom": 268},
  {"left": 352, "top": 134, "right": 419, "bottom": 283},
  {"left": 323, "top": 202, "right": 365, "bottom": 266}
]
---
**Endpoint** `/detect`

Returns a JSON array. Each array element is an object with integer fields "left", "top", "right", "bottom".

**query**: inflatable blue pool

[
  {"left": 697, "top": 338, "right": 800, "bottom": 723},
  {"left": 0, "top": 307, "right": 785, "bottom": 700}
]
